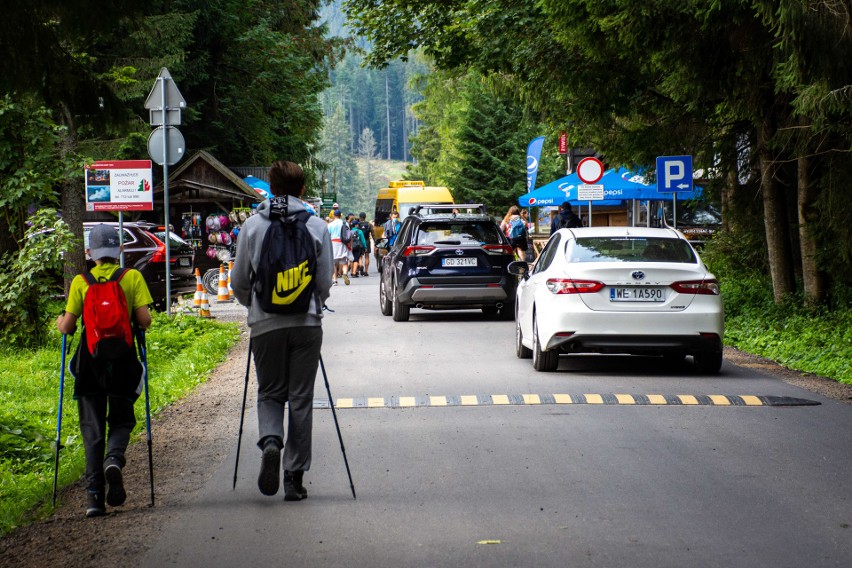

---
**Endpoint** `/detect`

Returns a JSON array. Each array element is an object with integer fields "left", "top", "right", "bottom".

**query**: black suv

[{"left": 377, "top": 204, "right": 517, "bottom": 321}]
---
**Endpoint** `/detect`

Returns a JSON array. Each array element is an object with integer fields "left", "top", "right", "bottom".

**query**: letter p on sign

[{"left": 656, "top": 155, "right": 693, "bottom": 192}]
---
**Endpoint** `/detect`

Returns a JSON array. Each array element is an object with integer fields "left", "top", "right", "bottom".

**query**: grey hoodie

[{"left": 231, "top": 196, "right": 333, "bottom": 337}]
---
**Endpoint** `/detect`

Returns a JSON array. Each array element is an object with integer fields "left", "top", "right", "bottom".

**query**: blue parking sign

[{"left": 656, "top": 155, "right": 693, "bottom": 192}]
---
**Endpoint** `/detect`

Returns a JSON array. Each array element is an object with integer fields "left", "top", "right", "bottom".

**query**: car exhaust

[
  {"left": 415, "top": 303, "right": 424, "bottom": 309},
  {"left": 496, "top": 302, "right": 504, "bottom": 309}
]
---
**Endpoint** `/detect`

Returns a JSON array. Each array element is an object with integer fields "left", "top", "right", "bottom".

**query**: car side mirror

[{"left": 507, "top": 260, "right": 529, "bottom": 279}]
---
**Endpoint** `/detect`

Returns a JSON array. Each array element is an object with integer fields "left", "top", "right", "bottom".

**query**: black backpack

[
  {"left": 253, "top": 199, "right": 319, "bottom": 314},
  {"left": 557, "top": 211, "right": 583, "bottom": 229}
]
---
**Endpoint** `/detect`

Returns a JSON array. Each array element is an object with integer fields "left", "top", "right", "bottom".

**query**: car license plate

[
  {"left": 178, "top": 257, "right": 191, "bottom": 267},
  {"left": 610, "top": 287, "right": 665, "bottom": 302},
  {"left": 442, "top": 257, "right": 477, "bottom": 267}
]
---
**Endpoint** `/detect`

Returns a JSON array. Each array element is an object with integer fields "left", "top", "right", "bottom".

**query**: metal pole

[
  {"left": 136, "top": 330, "right": 155, "bottom": 506},
  {"left": 588, "top": 200, "right": 593, "bottom": 227},
  {"left": 161, "top": 76, "right": 172, "bottom": 315},
  {"left": 319, "top": 355, "right": 356, "bottom": 499},
  {"left": 673, "top": 194, "right": 677, "bottom": 230},
  {"left": 52, "top": 334, "right": 68, "bottom": 507},
  {"left": 233, "top": 338, "right": 252, "bottom": 489},
  {"left": 118, "top": 212, "right": 125, "bottom": 268}
]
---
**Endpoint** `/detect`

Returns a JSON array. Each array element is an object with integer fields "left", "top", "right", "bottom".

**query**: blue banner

[{"left": 526, "top": 136, "right": 545, "bottom": 191}]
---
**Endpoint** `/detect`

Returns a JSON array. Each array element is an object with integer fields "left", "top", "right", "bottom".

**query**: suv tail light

[
  {"left": 402, "top": 245, "right": 435, "bottom": 257},
  {"left": 670, "top": 279, "right": 720, "bottom": 295},
  {"left": 148, "top": 233, "right": 176, "bottom": 263},
  {"left": 546, "top": 279, "right": 605, "bottom": 294},
  {"left": 483, "top": 244, "right": 514, "bottom": 255}
]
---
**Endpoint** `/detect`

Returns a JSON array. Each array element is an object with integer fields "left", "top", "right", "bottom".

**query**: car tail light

[
  {"left": 148, "top": 233, "right": 176, "bottom": 263},
  {"left": 483, "top": 244, "right": 513, "bottom": 255},
  {"left": 546, "top": 278, "right": 605, "bottom": 294},
  {"left": 402, "top": 245, "right": 435, "bottom": 257},
  {"left": 670, "top": 279, "right": 720, "bottom": 295}
]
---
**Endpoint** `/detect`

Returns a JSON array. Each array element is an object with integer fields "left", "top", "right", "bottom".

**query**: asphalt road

[{"left": 141, "top": 274, "right": 852, "bottom": 568}]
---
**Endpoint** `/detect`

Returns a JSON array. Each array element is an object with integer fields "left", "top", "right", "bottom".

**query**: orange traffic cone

[
  {"left": 227, "top": 261, "right": 234, "bottom": 300},
  {"left": 199, "top": 292, "right": 213, "bottom": 318},
  {"left": 193, "top": 268, "right": 203, "bottom": 308},
  {"left": 216, "top": 264, "right": 232, "bottom": 303}
]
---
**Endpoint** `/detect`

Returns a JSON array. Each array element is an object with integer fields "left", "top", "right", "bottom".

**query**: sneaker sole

[
  {"left": 105, "top": 465, "right": 126, "bottom": 507},
  {"left": 86, "top": 507, "right": 106, "bottom": 518},
  {"left": 258, "top": 447, "right": 281, "bottom": 496},
  {"left": 342, "top": 274, "right": 350, "bottom": 285}
]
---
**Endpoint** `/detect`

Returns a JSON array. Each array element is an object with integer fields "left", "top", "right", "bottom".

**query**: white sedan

[{"left": 510, "top": 227, "right": 724, "bottom": 373}]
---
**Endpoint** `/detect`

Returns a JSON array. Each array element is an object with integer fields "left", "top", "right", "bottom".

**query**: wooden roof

[{"left": 152, "top": 150, "right": 264, "bottom": 205}]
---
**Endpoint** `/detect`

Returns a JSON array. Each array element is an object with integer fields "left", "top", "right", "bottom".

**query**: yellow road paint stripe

[
  {"left": 368, "top": 397, "right": 385, "bottom": 408},
  {"left": 678, "top": 395, "right": 699, "bottom": 405},
  {"left": 523, "top": 394, "right": 541, "bottom": 405},
  {"left": 398, "top": 396, "right": 416, "bottom": 407},
  {"left": 492, "top": 394, "right": 510, "bottom": 405},
  {"left": 553, "top": 394, "right": 572, "bottom": 404},
  {"left": 615, "top": 394, "right": 636, "bottom": 405},
  {"left": 460, "top": 395, "right": 478, "bottom": 406},
  {"left": 709, "top": 395, "right": 730, "bottom": 406},
  {"left": 741, "top": 395, "right": 763, "bottom": 406},
  {"left": 337, "top": 398, "right": 354, "bottom": 409},
  {"left": 430, "top": 396, "right": 448, "bottom": 406},
  {"left": 647, "top": 394, "right": 667, "bottom": 405},
  {"left": 585, "top": 394, "right": 604, "bottom": 404}
]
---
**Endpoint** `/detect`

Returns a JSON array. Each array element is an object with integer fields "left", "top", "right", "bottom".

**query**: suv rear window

[
  {"left": 570, "top": 237, "right": 696, "bottom": 263},
  {"left": 415, "top": 221, "right": 504, "bottom": 245}
]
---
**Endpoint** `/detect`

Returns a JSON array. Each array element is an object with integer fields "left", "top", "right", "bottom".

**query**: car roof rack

[{"left": 412, "top": 203, "right": 486, "bottom": 216}]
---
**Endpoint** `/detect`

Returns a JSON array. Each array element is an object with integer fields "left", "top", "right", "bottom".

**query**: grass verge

[{"left": 0, "top": 312, "right": 240, "bottom": 535}]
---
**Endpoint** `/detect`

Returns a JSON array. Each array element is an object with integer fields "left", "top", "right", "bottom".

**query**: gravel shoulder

[{"left": 1, "top": 310, "right": 849, "bottom": 568}]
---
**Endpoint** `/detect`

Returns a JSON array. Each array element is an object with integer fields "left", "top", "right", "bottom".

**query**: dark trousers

[
  {"left": 251, "top": 326, "right": 322, "bottom": 473},
  {"left": 77, "top": 394, "right": 136, "bottom": 492}
]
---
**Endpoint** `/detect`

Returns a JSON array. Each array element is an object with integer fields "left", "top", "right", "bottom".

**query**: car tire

[
  {"left": 532, "top": 314, "right": 558, "bottom": 372},
  {"left": 516, "top": 318, "right": 532, "bottom": 359},
  {"left": 379, "top": 273, "right": 392, "bottom": 316},
  {"left": 391, "top": 279, "right": 410, "bottom": 322},
  {"left": 693, "top": 351, "right": 723, "bottom": 374}
]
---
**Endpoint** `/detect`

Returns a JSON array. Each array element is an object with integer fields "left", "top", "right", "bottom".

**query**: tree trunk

[
  {"left": 757, "top": 122, "right": 795, "bottom": 302},
  {"left": 797, "top": 154, "right": 824, "bottom": 305},
  {"left": 59, "top": 103, "right": 86, "bottom": 296}
]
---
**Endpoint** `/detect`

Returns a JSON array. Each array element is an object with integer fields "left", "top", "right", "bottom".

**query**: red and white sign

[
  {"left": 577, "top": 157, "right": 604, "bottom": 184},
  {"left": 85, "top": 160, "right": 154, "bottom": 211}
]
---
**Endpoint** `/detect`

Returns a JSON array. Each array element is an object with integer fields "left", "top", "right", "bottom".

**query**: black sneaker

[
  {"left": 104, "top": 462, "right": 127, "bottom": 507},
  {"left": 86, "top": 490, "right": 105, "bottom": 518},
  {"left": 283, "top": 470, "right": 307, "bottom": 501},
  {"left": 258, "top": 442, "right": 281, "bottom": 496}
]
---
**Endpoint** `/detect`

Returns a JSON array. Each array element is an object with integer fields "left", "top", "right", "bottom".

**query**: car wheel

[
  {"left": 202, "top": 268, "right": 220, "bottom": 295},
  {"left": 532, "top": 314, "right": 558, "bottom": 372},
  {"left": 693, "top": 351, "right": 723, "bottom": 374},
  {"left": 379, "top": 273, "right": 392, "bottom": 316},
  {"left": 391, "top": 279, "right": 410, "bottom": 322},
  {"left": 516, "top": 318, "right": 532, "bottom": 359}
]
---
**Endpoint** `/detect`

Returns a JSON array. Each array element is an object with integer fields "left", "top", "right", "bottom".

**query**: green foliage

[
  {"left": 0, "top": 314, "right": 239, "bottom": 534},
  {"left": 0, "top": 209, "right": 79, "bottom": 349}
]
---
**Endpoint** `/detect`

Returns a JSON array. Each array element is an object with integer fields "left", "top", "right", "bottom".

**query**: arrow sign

[{"left": 656, "top": 155, "right": 694, "bottom": 192}]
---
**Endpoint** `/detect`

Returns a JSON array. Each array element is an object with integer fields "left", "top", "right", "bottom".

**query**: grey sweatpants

[{"left": 251, "top": 326, "right": 322, "bottom": 472}]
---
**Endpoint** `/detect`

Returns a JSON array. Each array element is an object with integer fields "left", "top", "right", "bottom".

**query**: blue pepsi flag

[{"left": 526, "top": 136, "right": 545, "bottom": 191}]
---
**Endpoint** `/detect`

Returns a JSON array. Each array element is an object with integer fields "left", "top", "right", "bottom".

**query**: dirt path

[{"left": 1, "top": 317, "right": 849, "bottom": 568}]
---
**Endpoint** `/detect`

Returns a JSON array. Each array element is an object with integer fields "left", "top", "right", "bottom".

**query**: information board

[{"left": 85, "top": 160, "right": 154, "bottom": 211}]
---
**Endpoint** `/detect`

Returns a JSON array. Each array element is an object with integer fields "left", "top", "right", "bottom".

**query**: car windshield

[
  {"left": 415, "top": 221, "right": 503, "bottom": 245},
  {"left": 569, "top": 237, "right": 697, "bottom": 263}
]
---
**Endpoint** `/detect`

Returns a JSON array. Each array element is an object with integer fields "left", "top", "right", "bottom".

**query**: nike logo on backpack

[{"left": 272, "top": 260, "right": 312, "bottom": 305}]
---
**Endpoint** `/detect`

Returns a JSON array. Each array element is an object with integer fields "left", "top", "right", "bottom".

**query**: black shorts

[
  {"left": 510, "top": 236, "right": 528, "bottom": 250},
  {"left": 351, "top": 247, "right": 363, "bottom": 261}
]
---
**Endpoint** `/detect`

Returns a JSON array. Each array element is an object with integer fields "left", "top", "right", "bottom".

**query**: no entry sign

[{"left": 577, "top": 157, "right": 604, "bottom": 184}]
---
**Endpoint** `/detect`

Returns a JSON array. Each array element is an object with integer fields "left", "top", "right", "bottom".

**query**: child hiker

[{"left": 56, "top": 223, "right": 153, "bottom": 517}]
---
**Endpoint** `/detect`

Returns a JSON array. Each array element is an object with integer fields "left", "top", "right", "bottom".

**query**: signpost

[
  {"left": 655, "top": 155, "right": 693, "bottom": 229},
  {"left": 576, "top": 157, "right": 605, "bottom": 226},
  {"left": 145, "top": 68, "right": 187, "bottom": 314}
]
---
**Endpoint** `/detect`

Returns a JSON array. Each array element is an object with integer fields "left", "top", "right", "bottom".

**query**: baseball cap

[
  {"left": 88, "top": 224, "right": 121, "bottom": 260},
  {"left": 333, "top": 209, "right": 342, "bottom": 217},
  {"left": 332, "top": 202, "right": 339, "bottom": 208}
]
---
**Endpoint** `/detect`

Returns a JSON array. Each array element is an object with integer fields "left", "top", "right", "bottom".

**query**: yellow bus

[{"left": 373, "top": 181, "right": 454, "bottom": 239}]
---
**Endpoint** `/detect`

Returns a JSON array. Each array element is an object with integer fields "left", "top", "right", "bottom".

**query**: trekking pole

[
  {"left": 136, "top": 330, "right": 155, "bottom": 507},
  {"left": 52, "top": 333, "right": 68, "bottom": 508},
  {"left": 319, "top": 354, "right": 356, "bottom": 499},
  {"left": 233, "top": 337, "right": 252, "bottom": 489}
]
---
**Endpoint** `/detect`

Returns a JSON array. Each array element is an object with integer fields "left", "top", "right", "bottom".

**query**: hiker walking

[
  {"left": 327, "top": 209, "right": 351, "bottom": 285},
  {"left": 230, "top": 160, "right": 333, "bottom": 500},
  {"left": 349, "top": 218, "right": 367, "bottom": 278},
  {"left": 501, "top": 205, "right": 528, "bottom": 261},
  {"left": 357, "top": 212, "right": 373, "bottom": 276},
  {"left": 551, "top": 201, "right": 583, "bottom": 232},
  {"left": 383, "top": 211, "right": 401, "bottom": 246},
  {"left": 55, "top": 224, "right": 153, "bottom": 518}
]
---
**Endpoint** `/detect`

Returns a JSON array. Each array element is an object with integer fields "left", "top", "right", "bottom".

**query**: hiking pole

[
  {"left": 52, "top": 333, "right": 68, "bottom": 508},
  {"left": 137, "top": 330, "right": 155, "bottom": 507},
  {"left": 233, "top": 337, "right": 252, "bottom": 489},
  {"left": 319, "top": 354, "right": 356, "bottom": 499}
]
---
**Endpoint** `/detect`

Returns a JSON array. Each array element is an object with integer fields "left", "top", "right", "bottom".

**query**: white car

[{"left": 510, "top": 227, "right": 724, "bottom": 373}]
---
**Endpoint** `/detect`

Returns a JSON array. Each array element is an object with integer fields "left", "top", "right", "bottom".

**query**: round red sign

[{"left": 577, "top": 157, "right": 604, "bottom": 184}]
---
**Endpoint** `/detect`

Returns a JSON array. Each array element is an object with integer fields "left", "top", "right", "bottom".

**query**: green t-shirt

[{"left": 64, "top": 263, "right": 154, "bottom": 318}]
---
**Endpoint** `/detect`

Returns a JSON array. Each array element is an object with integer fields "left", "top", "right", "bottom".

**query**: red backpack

[{"left": 82, "top": 268, "right": 133, "bottom": 359}]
